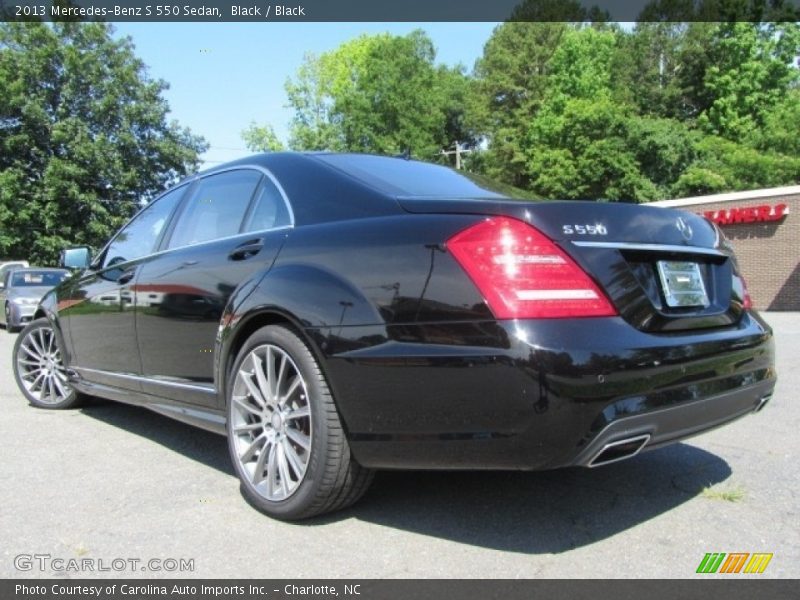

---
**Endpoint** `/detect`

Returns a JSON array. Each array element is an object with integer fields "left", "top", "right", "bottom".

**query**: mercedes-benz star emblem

[{"left": 676, "top": 216, "right": 693, "bottom": 241}]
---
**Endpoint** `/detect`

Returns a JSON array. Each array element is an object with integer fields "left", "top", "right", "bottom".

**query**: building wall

[{"left": 653, "top": 186, "right": 799, "bottom": 311}]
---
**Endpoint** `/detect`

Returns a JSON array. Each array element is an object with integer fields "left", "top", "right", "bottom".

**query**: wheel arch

[{"left": 219, "top": 307, "right": 320, "bottom": 398}]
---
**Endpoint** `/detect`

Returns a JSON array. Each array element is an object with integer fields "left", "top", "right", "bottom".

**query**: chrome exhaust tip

[
  {"left": 754, "top": 394, "right": 772, "bottom": 413},
  {"left": 588, "top": 433, "right": 651, "bottom": 468}
]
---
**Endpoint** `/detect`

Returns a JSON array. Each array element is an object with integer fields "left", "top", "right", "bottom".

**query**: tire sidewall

[
  {"left": 13, "top": 318, "right": 78, "bottom": 408},
  {"left": 226, "top": 324, "right": 332, "bottom": 519},
  {"left": 5, "top": 303, "right": 17, "bottom": 332}
]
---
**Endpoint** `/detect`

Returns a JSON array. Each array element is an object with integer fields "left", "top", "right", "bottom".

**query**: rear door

[{"left": 133, "top": 167, "right": 292, "bottom": 407}]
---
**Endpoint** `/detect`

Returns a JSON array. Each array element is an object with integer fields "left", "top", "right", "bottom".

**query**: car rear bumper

[
  {"left": 318, "top": 310, "right": 776, "bottom": 470},
  {"left": 570, "top": 378, "right": 773, "bottom": 467}
]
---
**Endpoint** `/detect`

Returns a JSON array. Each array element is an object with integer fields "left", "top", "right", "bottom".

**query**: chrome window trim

[
  {"left": 187, "top": 164, "right": 295, "bottom": 230},
  {"left": 75, "top": 367, "right": 216, "bottom": 394},
  {"left": 572, "top": 241, "right": 724, "bottom": 257},
  {"left": 89, "top": 164, "right": 295, "bottom": 273}
]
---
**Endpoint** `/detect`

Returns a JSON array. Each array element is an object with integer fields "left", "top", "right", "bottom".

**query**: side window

[
  {"left": 244, "top": 177, "right": 291, "bottom": 232},
  {"left": 167, "top": 170, "right": 261, "bottom": 249},
  {"left": 102, "top": 187, "right": 185, "bottom": 269}
]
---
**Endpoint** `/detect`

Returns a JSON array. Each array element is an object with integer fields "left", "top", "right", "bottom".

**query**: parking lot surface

[{"left": 1, "top": 313, "right": 798, "bottom": 578}]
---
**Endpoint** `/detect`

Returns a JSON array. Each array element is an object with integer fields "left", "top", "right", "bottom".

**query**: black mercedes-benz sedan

[{"left": 12, "top": 153, "right": 776, "bottom": 520}]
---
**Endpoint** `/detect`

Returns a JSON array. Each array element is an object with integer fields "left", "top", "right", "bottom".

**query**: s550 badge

[{"left": 562, "top": 224, "right": 608, "bottom": 235}]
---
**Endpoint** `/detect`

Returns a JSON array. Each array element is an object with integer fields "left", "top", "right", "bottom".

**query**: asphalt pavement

[{"left": 1, "top": 313, "right": 797, "bottom": 578}]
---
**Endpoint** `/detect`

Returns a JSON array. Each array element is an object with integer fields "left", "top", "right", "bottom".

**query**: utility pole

[{"left": 440, "top": 141, "right": 472, "bottom": 170}]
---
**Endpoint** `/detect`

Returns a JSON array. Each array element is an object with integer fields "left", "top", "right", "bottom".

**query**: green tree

[
  {"left": 284, "top": 30, "right": 471, "bottom": 159},
  {"left": 525, "top": 97, "right": 660, "bottom": 201},
  {"left": 0, "top": 22, "right": 206, "bottom": 264},
  {"left": 674, "top": 136, "right": 800, "bottom": 196},
  {"left": 241, "top": 122, "right": 284, "bottom": 152},
  {"left": 522, "top": 28, "right": 657, "bottom": 201},
  {"left": 472, "top": 20, "right": 800, "bottom": 200},
  {"left": 698, "top": 22, "right": 800, "bottom": 140},
  {"left": 470, "top": 22, "right": 570, "bottom": 187},
  {"left": 749, "top": 88, "right": 800, "bottom": 156}
]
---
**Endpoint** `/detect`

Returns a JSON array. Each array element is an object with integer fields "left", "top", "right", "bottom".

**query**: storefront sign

[{"left": 702, "top": 203, "right": 789, "bottom": 226}]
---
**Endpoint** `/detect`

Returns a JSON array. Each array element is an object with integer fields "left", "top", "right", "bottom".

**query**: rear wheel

[
  {"left": 13, "top": 318, "right": 81, "bottom": 409},
  {"left": 226, "top": 324, "right": 373, "bottom": 520}
]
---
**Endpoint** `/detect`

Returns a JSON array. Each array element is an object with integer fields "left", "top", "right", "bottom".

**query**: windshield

[
  {"left": 315, "top": 154, "right": 533, "bottom": 200},
  {"left": 11, "top": 271, "right": 69, "bottom": 288}
]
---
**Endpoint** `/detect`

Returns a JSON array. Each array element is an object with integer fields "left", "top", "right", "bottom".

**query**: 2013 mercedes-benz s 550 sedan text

[{"left": 12, "top": 153, "right": 776, "bottom": 519}]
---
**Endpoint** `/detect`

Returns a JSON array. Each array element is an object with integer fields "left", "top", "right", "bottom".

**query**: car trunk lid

[{"left": 398, "top": 197, "right": 748, "bottom": 332}]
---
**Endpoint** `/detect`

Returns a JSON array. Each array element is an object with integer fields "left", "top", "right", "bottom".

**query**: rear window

[
  {"left": 315, "top": 154, "right": 529, "bottom": 199},
  {"left": 12, "top": 271, "right": 68, "bottom": 287}
]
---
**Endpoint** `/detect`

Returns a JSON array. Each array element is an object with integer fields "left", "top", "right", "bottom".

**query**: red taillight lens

[
  {"left": 741, "top": 275, "right": 753, "bottom": 310},
  {"left": 447, "top": 217, "right": 617, "bottom": 319}
]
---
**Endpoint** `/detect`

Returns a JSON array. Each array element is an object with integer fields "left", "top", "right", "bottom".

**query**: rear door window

[
  {"left": 167, "top": 170, "right": 262, "bottom": 249},
  {"left": 244, "top": 177, "right": 292, "bottom": 232}
]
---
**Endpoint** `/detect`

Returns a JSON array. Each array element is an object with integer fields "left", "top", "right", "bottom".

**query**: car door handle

[
  {"left": 228, "top": 239, "right": 263, "bottom": 261},
  {"left": 117, "top": 267, "right": 137, "bottom": 285}
]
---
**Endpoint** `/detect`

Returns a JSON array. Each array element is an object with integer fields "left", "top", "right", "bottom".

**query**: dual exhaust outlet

[{"left": 587, "top": 433, "right": 651, "bottom": 468}]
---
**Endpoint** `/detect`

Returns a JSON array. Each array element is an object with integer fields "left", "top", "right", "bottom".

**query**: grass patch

[{"left": 701, "top": 484, "right": 746, "bottom": 502}]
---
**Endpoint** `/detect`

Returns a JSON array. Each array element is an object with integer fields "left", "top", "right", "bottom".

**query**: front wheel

[
  {"left": 13, "top": 318, "right": 82, "bottom": 409},
  {"left": 5, "top": 303, "right": 20, "bottom": 333},
  {"left": 226, "top": 324, "right": 373, "bottom": 520}
]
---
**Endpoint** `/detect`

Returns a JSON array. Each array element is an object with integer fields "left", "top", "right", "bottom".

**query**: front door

[{"left": 59, "top": 185, "right": 187, "bottom": 390}]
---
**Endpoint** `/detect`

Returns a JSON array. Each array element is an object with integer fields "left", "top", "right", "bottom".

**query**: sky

[{"left": 112, "top": 23, "right": 500, "bottom": 168}]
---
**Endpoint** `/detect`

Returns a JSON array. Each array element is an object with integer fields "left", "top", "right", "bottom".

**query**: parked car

[
  {"left": 0, "top": 260, "right": 29, "bottom": 286},
  {"left": 1, "top": 268, "right": 70, "bottom": 332},
  {"left": 12, "top": 153, "right": 776, "bottom": 520}
]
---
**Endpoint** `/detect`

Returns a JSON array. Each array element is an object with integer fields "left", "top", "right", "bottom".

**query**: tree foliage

[
  {"left": 254, "top": 20, "right": 799, "bottom": 202},
  {"left": 469, "top": 22, "right": 569, "bottom": 187},
  {"left": 0, "top": 22, "right": 206, "bottom": 263},
  {"left": 241, "top": 122, "right": 284, "bottom": 152},
  {"left": 282, "top": 30, "right": 474, "bottom": 161},
  {"left": 470, "top": 21, "right": 800, "bottom": 201}
]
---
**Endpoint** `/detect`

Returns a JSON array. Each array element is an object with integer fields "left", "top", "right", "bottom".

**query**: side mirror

[{"left": 60, "top": 246, "right": 92, "bottom": 270}]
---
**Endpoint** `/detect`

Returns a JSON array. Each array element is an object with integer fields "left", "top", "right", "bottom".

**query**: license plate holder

[{"left": 656, "top": 261, "right": 709, "bottom": 308}]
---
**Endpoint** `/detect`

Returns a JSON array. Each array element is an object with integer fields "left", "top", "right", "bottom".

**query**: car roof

[{"left": 186, "top": 152, "right": 402, "bottom": 226}]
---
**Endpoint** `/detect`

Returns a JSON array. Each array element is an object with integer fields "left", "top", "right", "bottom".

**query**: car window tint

[
  {"left": 244, "top": 178, "right": 291, "bottom": 232},
  {"left": 11, "top": 271, "right": 68, "bottom": 287},
  {"left": 102, "top": 187, "right": 185, "bottom": 269},
  {"left": 316, "top": 154, "right": 524, "bottom": 199},
  {"left": 168, "top": 170, "right": 261, "bottom": 249}
]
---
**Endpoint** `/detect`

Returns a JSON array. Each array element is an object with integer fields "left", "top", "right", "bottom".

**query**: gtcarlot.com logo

[
  {"left": 696, "top": 552, "right": 773, "bottom": 574},
  {"left": 14, "top": 553, "right": 195, "bottom": 573}
]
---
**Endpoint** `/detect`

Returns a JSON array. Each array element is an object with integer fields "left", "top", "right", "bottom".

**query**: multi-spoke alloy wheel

[
  {"left": 231, "top": 344, "right": 312, "bottom": 501},
  {"left": 227, "top": 324, "right": 373, "bottom": 520},
  {"left": 13, "top": 318, "right": 80, "bottom": 409}
]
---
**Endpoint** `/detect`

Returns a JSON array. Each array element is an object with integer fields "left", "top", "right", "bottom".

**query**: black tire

[
  {"left": 4, "top": 303, "right": 19, "bottom": 333},
  {"left": 13, "top": 318, "right": 83, "bottom": 409},
  {"left": 226, "top": 324, "right": 373, "bottom": 520}
]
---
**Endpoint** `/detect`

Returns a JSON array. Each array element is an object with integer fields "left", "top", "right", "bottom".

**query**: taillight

[
  {"left": 447, "top": 217, "right": 617, "bottom": 319},
  {"left": 741, "top": 275, "right": 753, "bottom": 310}
]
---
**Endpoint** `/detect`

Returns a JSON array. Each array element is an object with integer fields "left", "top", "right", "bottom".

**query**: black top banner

[{"left": 2, "top": 0, "right": 800, "bottom": 22}]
